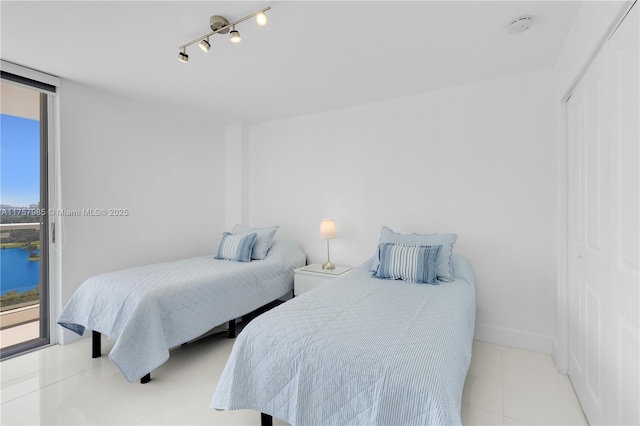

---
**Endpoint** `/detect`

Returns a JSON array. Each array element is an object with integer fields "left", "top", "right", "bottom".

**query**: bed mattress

[
  {"left": 58, "top": 240, "right": 305, "bottom": 382},
  {"left": 210, "top": 253, "right": 476, "bottom": 425}
]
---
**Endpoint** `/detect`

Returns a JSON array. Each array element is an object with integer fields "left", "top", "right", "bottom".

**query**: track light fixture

[
  {"left": 229, "top": 25, "right": 242, "bottom": 43},
  {"left": 178, "top": 48, "right": 189, "bottom": 63},
  {"left": 199, "top": 36, "right": 211, "bottom": 52},
  {"left": 178, "top": 6, "right": 270, "bottom": 63}
]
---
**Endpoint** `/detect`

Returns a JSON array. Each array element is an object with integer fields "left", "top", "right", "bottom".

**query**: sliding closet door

[
  {"left": 607, "top": 4, "right": 639, "bottom": 425},
  {"left": 566, "top": 46, "right": 608, "bottom": 425},
  {"left": 566, "top": 4, "right": 639, "bottom": 425}
]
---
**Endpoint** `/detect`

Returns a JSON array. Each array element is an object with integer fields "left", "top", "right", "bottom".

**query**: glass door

[{"left": 1, "top": 79, "right": 51, "bottom": 358}]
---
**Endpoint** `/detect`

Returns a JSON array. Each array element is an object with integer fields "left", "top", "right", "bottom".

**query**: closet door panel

[
  {"left": 608, "top": 5, "right": 639, "bottom": 424},
  {"left": 567, "top": 45, "right": 608, "bottom": 426},
  {"left": 567, "top": 5, "right": 638, "bottom": 425}
]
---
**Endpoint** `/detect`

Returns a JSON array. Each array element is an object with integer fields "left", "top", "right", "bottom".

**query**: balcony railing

[
  {"left": 0, "top": 222, "right": 41, "bottom": 231},
  {"left": 0, "top": 221, "right": 41, "bottom": 322}
]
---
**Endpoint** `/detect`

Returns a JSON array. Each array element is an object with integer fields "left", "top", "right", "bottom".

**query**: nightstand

[{"left": 294, "top": 264, "right": 353, "bottom": 296}]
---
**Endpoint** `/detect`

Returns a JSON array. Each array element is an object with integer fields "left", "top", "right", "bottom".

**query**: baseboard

[
  {"left": 551, "top": 336, "right": 569, "bottom": 374},
  {"left": 474, "top": 323, "right": 554, "bottom": 355},
  {"left": 58, "top": 327, "right": 84, "bottom": 345}
]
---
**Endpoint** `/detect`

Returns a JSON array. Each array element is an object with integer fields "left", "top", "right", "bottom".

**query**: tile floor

[{"left": 1, "top": 333, "right": 588, "bottom": 425}]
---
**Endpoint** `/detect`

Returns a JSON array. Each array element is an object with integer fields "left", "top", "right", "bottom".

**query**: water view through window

[{"left": 0, "top": 80, "right": 49, "bottom": 355}]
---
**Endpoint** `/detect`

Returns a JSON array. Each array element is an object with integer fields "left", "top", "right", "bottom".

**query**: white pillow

[{"left": 232, "top": 224, "right": 280, "bottom": 260}]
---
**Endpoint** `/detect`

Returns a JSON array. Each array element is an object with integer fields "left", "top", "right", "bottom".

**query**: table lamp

[{"left": 319, "top": 219, "right": 337, "bottom": 269}]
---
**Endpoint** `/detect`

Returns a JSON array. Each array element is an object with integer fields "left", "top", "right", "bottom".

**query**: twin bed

[
  {"left": 211, "top": 252, "right": 476, "bottom": 425},
  {"left": 59, "top": 225, "right": 476, "bottom": 425},
  {"left": 58, "top": 238, "right": 305, "bottom": 383}
]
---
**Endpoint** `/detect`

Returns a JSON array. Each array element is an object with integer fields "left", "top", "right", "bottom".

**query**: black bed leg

[
  {"left": 92, "top": 331, "right": 101, "bottom": 358},
  {"left": 140, "top": 373, "right": 151, "bottom": 384},
  {"left": 260, "top": 413, "right": 273, "bottom": 426},
  {"left": 228, "top": 319, "right": 236, "bottom": 338}
]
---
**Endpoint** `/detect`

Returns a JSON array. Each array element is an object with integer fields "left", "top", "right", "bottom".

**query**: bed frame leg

[
  {"left": 140, "top": 373, "right": 151, "bottom": 384},
  {"left": 228, "top": 319, "right": 236, "bottom": 338},
  {"left": 260, "top": 413, "right": 273, "bottom": 426},
  {"left": 92, "top": 331, "right": 101, "bottom": 358}
]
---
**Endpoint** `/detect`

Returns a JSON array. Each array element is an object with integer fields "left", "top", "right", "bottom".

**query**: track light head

[
  {"left": 230, "top": 25, "right": 241, "bottom": 43},
  {"left": 199, "top": 37, "right": 211, "bottom": 52},
  {"left": 178, "top": 49, "right": 189, "bottom": 63},
  {"left": 256, "top": 11, "right": 268, "bottom": 26}
]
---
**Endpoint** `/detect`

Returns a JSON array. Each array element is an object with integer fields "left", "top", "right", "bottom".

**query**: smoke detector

[{"left": 508, "top": 17, "right": 533, "bottom": 35}]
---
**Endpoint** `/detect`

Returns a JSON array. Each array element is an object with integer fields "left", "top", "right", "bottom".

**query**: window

[{"left": 1, "top": 64, "right": 57, "bottom": 359}]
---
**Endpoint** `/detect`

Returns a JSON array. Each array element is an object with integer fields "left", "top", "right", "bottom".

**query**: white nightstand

[{"left": 294, "top": 264, "right": 353, "bottom": 296}]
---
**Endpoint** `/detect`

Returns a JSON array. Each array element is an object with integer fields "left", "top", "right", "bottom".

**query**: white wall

[
  {"left": 57, "top": 81, "right": 225, "bottom": 343},
  {"left": 224, "top": 124, "right": 249, "bottom": 230},
  {"left": 240, "top": 68, "right": 558, "bottom": 353}
]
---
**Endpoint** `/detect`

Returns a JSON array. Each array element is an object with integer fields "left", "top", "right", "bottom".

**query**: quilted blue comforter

[
  {"left": 211, "top": 253, "right": 476, "bottom": 425},
  {"left": 58, "top": 240, "right": 305, "bottom": 382}
]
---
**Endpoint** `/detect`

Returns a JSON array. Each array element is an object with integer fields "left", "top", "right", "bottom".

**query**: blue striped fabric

[
  {"left": 232, "top": 224, "right": 279, "bottom": 260},
  {"left": 215, "top": 232, "right": 257, "bottom": 262},
  {"left": 369, "top": 226, "right": 458, "bottom": 282},
  {"left": 374, "top": 243, "right": 442, "bottom": 284},
  {"left": 58, "top": 240, "right": 306, "bottom": 382},
  {"left": 210, "top": 254, "right": 477, "bottom": 424}
]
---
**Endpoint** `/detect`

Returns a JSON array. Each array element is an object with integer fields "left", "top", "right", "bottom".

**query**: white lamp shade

[{"left": 319, "top": 219, "right": 337, "bottom": 239}]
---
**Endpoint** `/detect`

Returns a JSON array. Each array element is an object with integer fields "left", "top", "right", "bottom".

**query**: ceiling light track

[{"left": 178, "top": 6, "right": 270, "bottom": 63}]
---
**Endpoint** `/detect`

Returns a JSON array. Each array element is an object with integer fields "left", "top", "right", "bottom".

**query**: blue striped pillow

[
  {"left": 232, "top": 224, "right": 279, "bottom": 260},
  {"left": 369, "top": 226, "right": 457, "bottom": 282},
  {"left": 215, "top": 232, "right": 257, "bottom": 262},
  {"left": 374, "top": 243, "right": 442, "bottom": 284}
]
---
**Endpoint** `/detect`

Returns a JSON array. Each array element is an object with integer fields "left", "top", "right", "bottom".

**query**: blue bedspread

[
  {"left": 211, "top": 253, "right": 476, "bottom": 425},
  {"left": 58, "top": 240, "right": 305, "bottom": 383}
]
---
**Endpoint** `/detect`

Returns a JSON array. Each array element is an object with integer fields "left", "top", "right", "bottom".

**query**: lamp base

[{"left": 322, "top": 261, "right": 335, "bottom": 270}]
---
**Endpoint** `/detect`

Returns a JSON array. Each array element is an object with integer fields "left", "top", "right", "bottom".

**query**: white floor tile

[
  {"left": 2, "top": 365, "right": 173, "bottom": 425},
  {"left": 462, "top": 403, "right": 504, "bottom": 425},
  {"left": 1, "top": 389, "right": 43, "bottom": 425},
  {"left": 502, "top": 351, "right": 588, "bottom": 425},
  {"left": 1, "top": 337, "right": 108, "bottom": 404},
  {"left": 503, "top": 415, "right": 531, "bottom": 425},
  {"left": 2, "top": 373, "right": 44, "bottom": 406},
  {"left": 1, "top": 337, "right": 587, "bottom": 426},
  {"left": 497, "top": 344, "right": 553, "bottom": 362},
  {"left": 174, "top": 379, "right": 292, "bottom": 426},
  {"left": 142, "top": 334, "right": 234, "bottom": 400},
  {"left": 1, "top": 344, "right": 48, "bottom": 384},
  {"left": 463, "top": 342, "right": 504, "bottom": 414},
  {"left": 136, "top": 403, "right": 214, "bottom": 425}
]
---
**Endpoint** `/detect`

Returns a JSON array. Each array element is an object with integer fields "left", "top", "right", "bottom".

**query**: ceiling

[{"left": 1, "top": 1, "right": 582, "bottom": 126}]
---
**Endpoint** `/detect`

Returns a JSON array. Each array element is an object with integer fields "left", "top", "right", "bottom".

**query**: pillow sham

[
  {"left": 373, "top": 243, "right": 442, "bottom": 284},
  {"left": 216, "top": 232, "right": 257, "bottom": 262},
  {"left": 232, "top": 224, "right": 280, "bottom": 260},
  {"left": 370, "top": 226, "right": 458, "bottom": 282}
]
